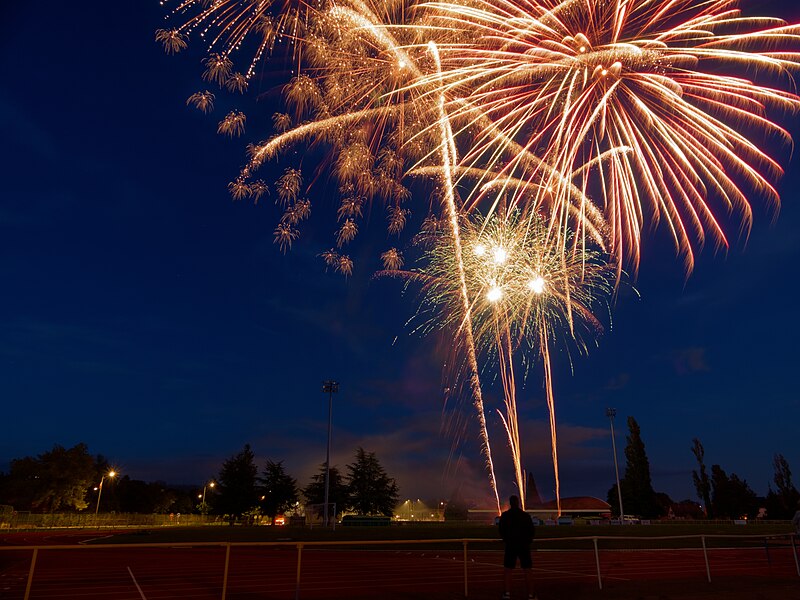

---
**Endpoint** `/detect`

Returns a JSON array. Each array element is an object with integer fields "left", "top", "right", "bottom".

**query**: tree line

[
  {"left": 0, "top": 443, "right": 399, "bottom": 520},
  {"left": 606, "top": 416, "right": 799, "bottom": 520},
  {"left": 2, "top": 427, "right": 796, "bottom": 521},
  {"left": 213, "top": 444, "right": 399, "bottom": 520}
]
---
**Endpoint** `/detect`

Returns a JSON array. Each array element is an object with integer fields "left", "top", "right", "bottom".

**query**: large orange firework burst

[
  {"left": 159, "top": 0, "right": 443, "bottom": 273},
  {"left": 421, "top": 0, "right": 800, "bottom": 273}
]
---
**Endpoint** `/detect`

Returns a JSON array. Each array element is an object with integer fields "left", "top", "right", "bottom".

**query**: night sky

[{"left": 1, "top": 1, "right": 799, "bottom": 507}]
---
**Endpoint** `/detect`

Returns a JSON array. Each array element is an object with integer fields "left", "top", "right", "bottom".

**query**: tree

[
  {"left": 654, "top": 491, "right": 674, "bottom": 517},
  {"left": 671, "top": 499, "right": 705, "bottom": 519},
  {"left": 691, "top": 438, "right": 712, "bottom": 517},
  {"left": 217, "top": 444, "right": 259, "bottom": 518},
  {"left": 259, "top": 460, "right": 298, "bottom": 520},
  {"left": 0, "top": 444, "right": 96, "bottom": 512},
  {"left": 710, "top": 464, "right": 758, "bottom": 519},
  {"left": 346, "top": 447, "right": 399, "bottom": 516},
  {"left": 606, "top": 483, "right": 622, "bottom": 516},
  {"left": 303, "top": 465, "right": 349, "bottom": 516},
  {"left": 116, "top": 477, "right": 193, "bottom": 514},
  {"left": 526, "top": 472, "right": 542, "bottom": 506},
  {"left": 1, "top": 456, "right": 39, "bottom": 510},
  {"left": 765, "top": 454, "right": 799, "bottom": 519},
  {"left": 623, "top": 417, "right": 660, "bottom": 517},
  {"left": 611, "top": 417, "right": 660, "bottom": 518}
]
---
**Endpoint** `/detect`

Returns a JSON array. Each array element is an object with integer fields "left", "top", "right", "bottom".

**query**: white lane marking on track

[
  {"left": 127, "top": 566, "right": 148, "bottom": 600},
  {"left": 78, "top": 534, "right": 115, "bottom": 544}
]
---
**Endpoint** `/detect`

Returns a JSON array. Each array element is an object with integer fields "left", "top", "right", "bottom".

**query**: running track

[{"left": 0, "top": 532, "right": 798, "bottom": 599}]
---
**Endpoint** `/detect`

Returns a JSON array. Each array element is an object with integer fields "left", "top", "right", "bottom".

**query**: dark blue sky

[{"left": 1, "top": 1, "right": 798, "bottom": 506}]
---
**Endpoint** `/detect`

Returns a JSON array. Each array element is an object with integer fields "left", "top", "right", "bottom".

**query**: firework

[
  {"left": 159, "top": 0, "right": 800, "bottom": 274},
  {"left": 159, "top": 0, "right": 447, "bottom": 269},
  {"left": 418, "top": 0, "right": 800, "bottom": 272},
  {"left": 412, "top": 208, "right": 614, "bottom": 510},
  {"left": 157, "top": 0, "right": 800, "bottom": 512},
  {"left": 157, "top": 0, "right": 304, "bottom": 79}
]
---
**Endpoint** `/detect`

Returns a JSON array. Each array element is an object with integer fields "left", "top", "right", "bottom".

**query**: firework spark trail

[
  {"left": 430, "top": 41, "right": 501, "bottom": 514},
  {"left": 540, "top": 322, "right": 561, "bottom": 517},
  {"left": 495, "top": 313, "right": 525, "bottom": 508},
  {"left": 244, "top": 107, "right": 397, "bottom": 167}
]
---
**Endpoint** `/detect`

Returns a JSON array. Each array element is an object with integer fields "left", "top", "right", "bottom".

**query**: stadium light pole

[
  {"left": 322, "top": 380, "right": 339, "bottom": 527},
  {"left": 606, "top": 408, "right": 624, "bottom": 522}
]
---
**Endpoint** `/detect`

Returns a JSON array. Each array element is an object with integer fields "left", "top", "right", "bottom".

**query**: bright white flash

[
  {"left": 492, "top": 247, "right": 507, "bottom": 264},
  {"left": 528, "top": 276, "right": 546, "bottom": 294},
  {"left": 487, "top": 286, "right": 503, "bottom": 302},
  {"left": 474, "top": 244, "right": 486, "bottom": 257}
]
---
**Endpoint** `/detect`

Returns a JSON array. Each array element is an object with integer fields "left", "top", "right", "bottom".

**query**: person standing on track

[{"left": 498, "top": 495, "right": 538, "bottom": 600}]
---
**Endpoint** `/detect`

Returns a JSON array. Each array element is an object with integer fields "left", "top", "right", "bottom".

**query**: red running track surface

[{"left": 0, "top": 534, "right": 798, "bottom": 599}]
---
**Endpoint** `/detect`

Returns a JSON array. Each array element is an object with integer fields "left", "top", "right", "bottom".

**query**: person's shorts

[{"left": 503, "top": 543, "right": 532, "bottom": 569}]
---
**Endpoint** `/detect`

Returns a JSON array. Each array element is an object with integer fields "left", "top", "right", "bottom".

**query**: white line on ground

[
  {"left": 78, "top": 534, "right": 115, "bottom": 544},
  {"left": 127, "top": 566, "right": 148, "bottom": 600}
]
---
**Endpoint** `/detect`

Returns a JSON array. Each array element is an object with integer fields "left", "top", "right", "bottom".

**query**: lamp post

[
  {"left": 322, "top": 380, "right": 339, "bottom": 527},
  {"left": 606, "top": 408, "right": 624, "bottom": 522},
  {"left": 201, "top": 481, "right": 215, "bottom": 505},
  {"left": 95, "top": 470, "right": 117, "bottom": 517},
  {"left": 200, "top": 481, "right": 215, "bottom": 514}
]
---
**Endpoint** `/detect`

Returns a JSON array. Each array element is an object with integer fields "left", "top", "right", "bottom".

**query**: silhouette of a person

[{"left": 498, "top": 495, "right": 537, "bottom": 600}]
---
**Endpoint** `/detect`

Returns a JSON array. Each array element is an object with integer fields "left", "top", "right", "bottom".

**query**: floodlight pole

[
  {"left": 606, "top": 408, "right": 625, "bottom": 522},
  {"left": 322, "top": 380, "right": 339, "bottom": 527}
]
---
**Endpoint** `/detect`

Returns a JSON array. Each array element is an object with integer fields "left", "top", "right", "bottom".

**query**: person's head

[{"left": 509, "top": 495, "right": 520, "bottom": 509}]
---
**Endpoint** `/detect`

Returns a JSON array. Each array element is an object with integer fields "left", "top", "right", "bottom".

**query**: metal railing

[{"left": 2, "top": 533, "right": 797, "bottom": 599}]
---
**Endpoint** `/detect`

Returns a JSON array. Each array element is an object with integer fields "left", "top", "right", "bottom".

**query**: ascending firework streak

[{"left": 429, "top": 41, "right": 501, "bottom": 513}]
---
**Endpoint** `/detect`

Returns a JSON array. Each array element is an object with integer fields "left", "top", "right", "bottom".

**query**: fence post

[
  {"left": 295, "top": 543, "right": 304, "bottom": 600},
  {"left": 221, "top": 543, "right": 231, "bottom": 600},
  {"left": 23, "top": 547, "right": 38, "bottom": 600},
  {"left": 792, "top": 534, "right": 800, "bottom": 577},
  {"left": 462, "top": 540, "right": 468, "bottom": 598},
  {"left": 763, "top": 537, "right": 771, "bottom": 566},
  {"left": 592, "top": 537, "right": 602, "bottom": 590},
  {"left": 701, "top": 536, "right": 711, "bottom": 583}
]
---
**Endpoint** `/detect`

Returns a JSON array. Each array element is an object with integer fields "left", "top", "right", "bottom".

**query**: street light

[
  {"left": 606, "top": 408, "right": 624, "bottom": 522},
  {"left": 201, "top": 481, "right": 215, "bottom": 505},
  {"left": 200, "top": 481, "right": 216, "bottom": 514},
  {"left": 322, "top": 379, "right": 339, "bottom": 527},
  {"left": 95, "top": 470, "right": 117, "bottom": 517}
]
